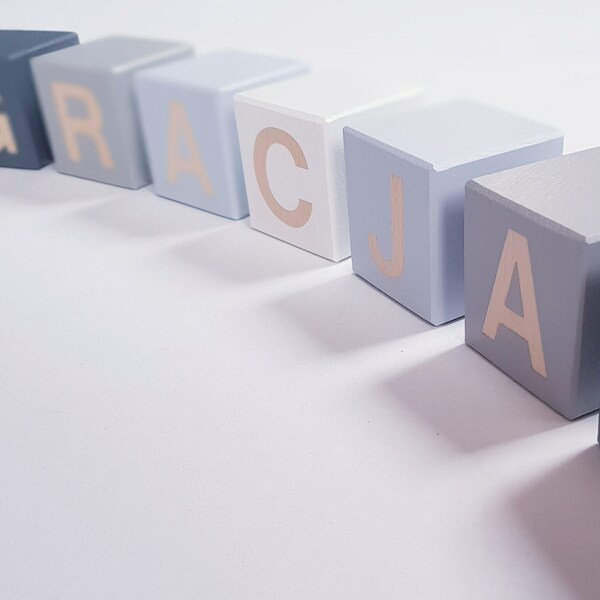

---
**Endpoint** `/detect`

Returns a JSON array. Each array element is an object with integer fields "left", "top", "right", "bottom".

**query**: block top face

[
  {"left": 469, "top": 147, "right": 600, "bottom": 244},
  {"left": 345, "top": 99, "right": 562, "bottom": 172},
  {"left": 136, "top": 49, "right": 307, "bottom": 93},
  {"left": 31, "top": 35, "right": 192, "bottom": 74},
  {"left": 235, "top": 69, "right": 423, "bottom": 124},
  {"left": 0, "top": 30, "right": 78, "bottom": 61}
]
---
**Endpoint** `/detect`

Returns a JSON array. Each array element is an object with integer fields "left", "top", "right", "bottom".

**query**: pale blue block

[
  {"left": 134, "top": 50, "right": 308, "bottom": 220},
  {"left": 344, "top": 100, "right": 564, "bottom": 325},
  {"left": 31, "top": 36, "right": 193, "bottom": 189}
]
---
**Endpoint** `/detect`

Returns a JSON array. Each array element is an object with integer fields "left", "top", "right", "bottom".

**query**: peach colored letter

[
  {"left": 368, "top": 174, "right": 404, "bottom": 277},
  {"left": 167, "top": 101, "right": 214, "bottom": 195},
  {"left": 482, "top": 229, "right": 547, "bottom": 378},
  {"left": 51, "top": 82, "right": 114, "bottom": 168},
  {"left": 253, "top": 127, "right": 311, "bottom": 228},
  {"left": 0, "top": 113, "right": 18, "bottom": 154}
]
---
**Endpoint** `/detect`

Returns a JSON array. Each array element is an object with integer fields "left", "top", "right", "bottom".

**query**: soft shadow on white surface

[
  {"left": 382, "top": 344, "right": 570, "bottom": 452},
  {"left": 167, "top": 222, "right": 329, "bottom": 283},
  {"left": 0, "top": 166, "right": 122, "bottom": 209},
  {"left": 512, "top": 447, "right": 600, "bottom": 600},
  {"left": 74, "top": 191, "right": 229, "bottom": 239},
  {"left": 273, "top": 273, "right": 432, "bottom": 353}
]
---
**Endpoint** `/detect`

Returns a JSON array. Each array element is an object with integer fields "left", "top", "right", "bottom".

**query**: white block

[{"left": 234, "top": 69, "right": 424, "bottom": 261}]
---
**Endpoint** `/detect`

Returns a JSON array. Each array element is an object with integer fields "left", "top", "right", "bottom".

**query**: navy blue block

[{"left": 0, "top": 30, "right": 79, "bottom": 169}]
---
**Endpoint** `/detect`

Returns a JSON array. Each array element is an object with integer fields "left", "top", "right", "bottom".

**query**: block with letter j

[{"left": 344, "top": 100, "right": 563, "bottom": 325}]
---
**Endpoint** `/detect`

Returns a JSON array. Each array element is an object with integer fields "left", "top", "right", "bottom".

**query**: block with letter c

[{"left": 234, "top": 70, "right": 424, "bottom": 261}]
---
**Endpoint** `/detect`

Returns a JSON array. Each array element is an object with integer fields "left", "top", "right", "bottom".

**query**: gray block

[
  {"left": 31, "top": 35, "right": 193, "bottom": 188},
  {"left": 465, "top": 147, "right": 600, "bottom": 420}
]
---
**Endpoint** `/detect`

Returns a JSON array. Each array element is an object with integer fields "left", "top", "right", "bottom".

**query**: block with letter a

[
  {"left": 234, "top": 70, "right": 424, "bottom": 261},
  {"left": 31, "top": 35, "right": 192, "bottom": 188},
  {"left": 134, "top": 50, "right": 307, "bottom": 219},
  {"left": 344, "top": 100, "right": 563, "bottom": 325},
  {"left": 465, "top": 148, "right": 600, "bottom": 420}
]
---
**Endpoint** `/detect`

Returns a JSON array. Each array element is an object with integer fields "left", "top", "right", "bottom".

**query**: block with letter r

[{"left": 31, "top": 35, "right": 192, "bottom": 188}]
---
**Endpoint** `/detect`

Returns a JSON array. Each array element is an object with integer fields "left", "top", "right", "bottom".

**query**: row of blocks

[{"left": 3, "top": 31, "right": 599, "bottom": 428}]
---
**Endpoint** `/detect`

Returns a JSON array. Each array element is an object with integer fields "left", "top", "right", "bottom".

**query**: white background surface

[{"left": 2, "top": 2, "right": 600, "bottom": 598}]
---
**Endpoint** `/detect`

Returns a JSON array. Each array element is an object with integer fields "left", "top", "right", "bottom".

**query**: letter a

[
  {"left": 0, "top": 114, "right": 18, "bottom": 154},
  {"left": 368, "top": 174, "right": 404, "bottom": 277},
  {"left": 482, "top": 229, "right": 547, "bottom": 378},
  {"left": 167, "top": 101, "right": 214, "bottom": 196},
  {"left": 253, "top": 127, "right": 312, "bottom": 228},
  {"left": 51, "top": 82, "right": 114, "bottom": 168}
]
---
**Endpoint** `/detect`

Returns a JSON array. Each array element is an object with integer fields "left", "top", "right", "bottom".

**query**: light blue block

[
  {"left": 344, "top": 100, "right": 564, "bottom": 325},
  {"left": 31, "top": 36, "right": 193, "bottom": 189},
  {"left": 134, "top": 50, "right": 308, "bottom": 219}
]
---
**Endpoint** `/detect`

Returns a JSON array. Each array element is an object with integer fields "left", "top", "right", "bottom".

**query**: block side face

[
  {"left": 235, "top": 100, "right": 333, "bottom": 259},
  {"left": 429, "top": 137, "right": 564, "bottom": 325},
  {"left": 344, "top": 129, "right": 432, "bottom": 321},
  {"left": 575, "top": 243, "right": 600, "bottom": 418},
  {"left": 465, "top": 185, "right": 588, "bottom": 419}
]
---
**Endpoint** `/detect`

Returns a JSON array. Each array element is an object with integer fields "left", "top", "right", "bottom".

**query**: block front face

[
  {"left": 236, "top": 101, "right": 333, "bottom": 258},
  {"left": 464, "top": 186, "right": 589, "bottom": 419},
  {"left": 344, "top": 128, "right": 432, "bottom": 320},
  {"left": 31, "top": 36, "right": 192, "bottom": 188},
  {"left": 0, "top": 30, "right": 79, "bottom": 169},
  {"left": 134, "top": 52, "right": 307, "bottom": 220}
]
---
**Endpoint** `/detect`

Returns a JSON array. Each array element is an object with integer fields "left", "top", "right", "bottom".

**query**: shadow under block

[
  {"left": 0, "top": 30, "right": 79, "bottom": 169},
  {"left": 465, "top": 148, "right": 600, "bottom": 420},
  {"left": 234, "top": 70, "right": 424, "bottom": 261},
  {"left": 31, "top": 36, "right": 193, "bottom": 189},
  {"left": 344, "top": 100, "right": 564, "bottom": 324},
  {"left": 134, "top": 51, "right": 308, "bottom": 220}
]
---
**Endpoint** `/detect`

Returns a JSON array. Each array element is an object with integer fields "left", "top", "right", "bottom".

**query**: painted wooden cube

[
  {"left": 31, "top": 35, "right": 193, "bottom": 189},
  {"left": 465, "top": 148, "right": 600, "bottom": 420},
  {"left": 134, "top": 51, "right": 308, "bottom": 220},
  {"left": 234, "top": 70, "right": 424, "bottom": 261},
  {"left": 344, "top": 100, "right": 563, "bottom": 325},
  {"left": 0, "top": 30, "right": 79, "bottom": 169}
]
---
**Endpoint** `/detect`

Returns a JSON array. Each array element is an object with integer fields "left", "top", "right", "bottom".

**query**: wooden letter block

[
  {"left": 344, "top": 100, "right": 563, "bottom": 324},
  {"left": 134, "top": 50, "right": 307, "bottom": 219},
  {"left": 31, "top": 36, "right": 192, "bottom": 189},
  {"left": 235, "top": 70, "right": 424, "bottom": 261},
  {"left": 0, "top": 30, "right": 79, "bottom": 169},
  {"left": 465, "top": 148, "right": 600, "bottom": 420}
]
